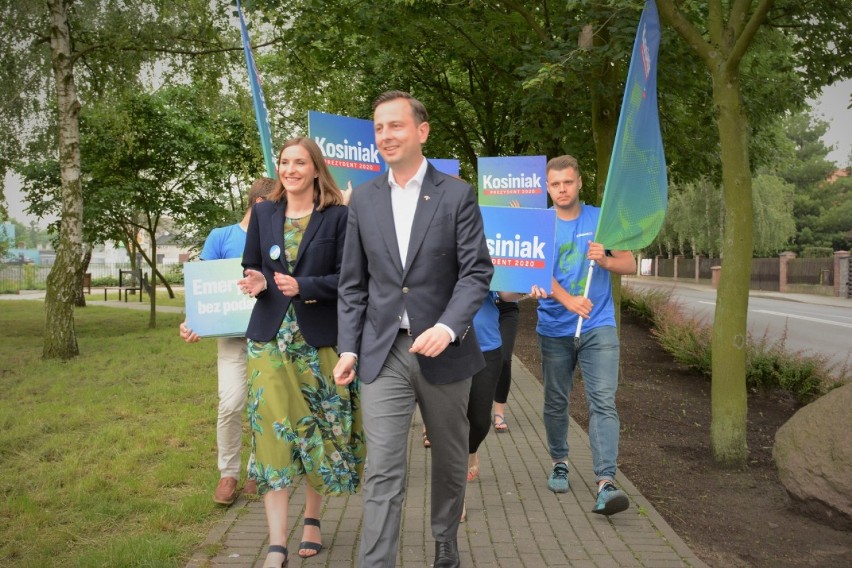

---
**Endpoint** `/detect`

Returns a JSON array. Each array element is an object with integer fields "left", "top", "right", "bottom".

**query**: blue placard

[
  {"left": 477, "top": 155, "right": 547, "bottom": 208},
  {"left": 428, "top": 158, "right": 460, "bottom": 178},
  {"left": 480, "top": 206, "right": 556, "bottom": 292},
  {"left": 184, "top": 258, "right": 255, "bottom": 337},
  {"left": 308, "top": 111, "right": 386, "bottom": 191}
]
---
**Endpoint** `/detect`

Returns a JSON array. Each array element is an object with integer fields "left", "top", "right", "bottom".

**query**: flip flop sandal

[{"left": 493, "top": 414, "right": 509, "bottom": 432}]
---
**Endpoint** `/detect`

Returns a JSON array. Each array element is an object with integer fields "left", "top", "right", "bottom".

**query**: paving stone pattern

[{"left": 186, "top": 359, "right": 708, "bottom": 568}]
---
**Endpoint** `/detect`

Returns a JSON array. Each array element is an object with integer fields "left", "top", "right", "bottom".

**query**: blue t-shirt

[
  {"left": 536, "top": 205, "right": 616, "bottom": 337},
  {"left": 472, "top": 292, "right": 502, "bottom": 351},
  {"left": 199, "top": 223, "right": 247, "bottom": 261}
]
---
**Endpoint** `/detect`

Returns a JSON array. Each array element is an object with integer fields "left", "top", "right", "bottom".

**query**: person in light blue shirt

[
  {"left": 530, "top": 155, "right": 636, "bottom": 516},
  {"left": 179, "top": 176, "right": 275, "bottom": 506}
]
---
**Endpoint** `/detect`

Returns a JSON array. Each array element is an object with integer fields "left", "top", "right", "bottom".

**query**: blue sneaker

[
  {"left": 547, "top": 462, "right": 570, "bottom": 493},
  {"left": 592, "top": 481, "right": 629, "bottom": 515}
]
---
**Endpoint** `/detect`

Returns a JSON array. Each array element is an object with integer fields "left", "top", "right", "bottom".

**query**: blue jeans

[{"left": 539, "top": 326, "right": 620, "bottom": 483}]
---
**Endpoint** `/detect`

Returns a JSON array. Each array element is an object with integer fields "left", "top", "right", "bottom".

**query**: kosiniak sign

[{"left": 480, "top": 206, "right": 555, "bottom": 293}]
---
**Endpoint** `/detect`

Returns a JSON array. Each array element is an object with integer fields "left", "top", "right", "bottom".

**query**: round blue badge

[{"left": 269, "top": 245, "right": 281, "bottom": 261}]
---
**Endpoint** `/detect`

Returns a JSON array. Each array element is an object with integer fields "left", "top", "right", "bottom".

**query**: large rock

[{"left": 773, "top": 382, "right": 852, "bottom": 530}]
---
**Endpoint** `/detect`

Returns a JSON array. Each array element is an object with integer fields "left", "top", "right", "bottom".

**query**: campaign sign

[
  {"left": 477, "top": 155, "right": 547, "bottom": 208},
  {"left": 480, "top": 206, "right": 556, "bottom": 293},
  {"left": 428, "top": 158, "right": 460, "bottom": 178},
  {"left": 184, "top": 258, "right": 255, "bottom": 337},
  {"left": 308, "top": 111, "right": 386, "bottom": 190}
]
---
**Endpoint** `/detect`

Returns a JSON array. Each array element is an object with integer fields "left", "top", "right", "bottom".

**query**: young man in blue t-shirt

[
  {"left": 530, "top": 155, "right": 636, "bottom": 516},
  {"left": 179, "top": 177, "right": 275, "bottom": 505}
]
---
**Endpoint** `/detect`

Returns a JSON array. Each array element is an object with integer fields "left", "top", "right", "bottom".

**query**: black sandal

[
  {"left": 265, "top": 544, "right": 288, "bottom": 567},
  {"left": 298, "top": 517, "right": 323, "bottom": 558}
]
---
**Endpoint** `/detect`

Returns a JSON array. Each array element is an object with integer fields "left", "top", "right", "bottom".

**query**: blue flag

[
  {"left": 236, "top": 0, "right": 276, "bottom": 179},
  {"left": 577, "top": 0, "right": 668, "bottom": 338},
  {"left": 595, "top": 0, "right": 668, "bottom": 250}
]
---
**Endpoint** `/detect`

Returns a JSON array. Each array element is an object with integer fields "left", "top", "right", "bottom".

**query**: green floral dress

[{"left": 246, "top": 214, "right": 365, "bottom": 496}]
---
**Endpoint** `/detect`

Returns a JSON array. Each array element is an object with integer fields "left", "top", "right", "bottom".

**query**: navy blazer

[
  {"left": 242, "top": 199, "right": 347, "bottom": 346},
  {"left": 337, "top": 164, "right": 494, "bottom": 384}
]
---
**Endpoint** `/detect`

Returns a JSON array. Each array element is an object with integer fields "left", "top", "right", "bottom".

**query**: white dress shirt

[{"left": 388, "top": 158, "right": 455, "bottom": 341}]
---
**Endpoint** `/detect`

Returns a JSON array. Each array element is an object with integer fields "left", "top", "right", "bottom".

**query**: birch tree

[{"left": 0, "top": 0, "right": 238, "bottom": 358}]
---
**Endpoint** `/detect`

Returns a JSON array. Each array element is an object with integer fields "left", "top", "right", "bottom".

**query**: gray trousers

[{"left": 358, "top": 333, "right": 471, "bottom": 568}]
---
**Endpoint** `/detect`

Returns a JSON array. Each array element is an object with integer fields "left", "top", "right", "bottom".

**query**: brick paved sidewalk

[{"left": 186, "top": 358, "right": 708, "bottom": 568}]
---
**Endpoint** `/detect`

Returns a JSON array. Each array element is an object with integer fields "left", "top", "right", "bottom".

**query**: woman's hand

[
  {"left": 238, "top": 268, "right": 267, "bottom": 298},
  {"left": 273, "top": 272, "right": 300, "bottom": 297}
]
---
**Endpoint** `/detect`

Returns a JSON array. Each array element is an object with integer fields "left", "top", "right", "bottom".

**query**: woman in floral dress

[{"left": 238, "top": 137, "right": 365, "bottom": 568}]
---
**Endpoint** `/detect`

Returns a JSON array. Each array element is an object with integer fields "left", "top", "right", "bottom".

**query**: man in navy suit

[{"left": 334, "top": 91, "right": 493, "bottom": 568}]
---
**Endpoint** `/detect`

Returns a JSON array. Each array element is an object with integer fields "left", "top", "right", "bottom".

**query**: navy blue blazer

[{"left": 242, "top": 199, "right": 347, "bottom": 346}]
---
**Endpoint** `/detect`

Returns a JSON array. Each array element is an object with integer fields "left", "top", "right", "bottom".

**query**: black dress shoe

[{"left": 434, "top": 539, "right": 460, "bottom": 568}]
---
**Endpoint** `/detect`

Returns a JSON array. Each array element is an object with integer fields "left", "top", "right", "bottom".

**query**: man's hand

[
  {"left": 529, "top": 284, "right": 549, "bottom": 299},
  {"left": 545, "top": 278, "right": 593, "bottom": 319},
  {"left": 410, "top": 326, "right": 452, "bottom": 357},
  {"left": 562, "top": 294, "right": 593, "bottom": 319},
  {"left": 587, "top": 241, "right": 607, "bottom": 263},
  {"left": 333, "top": 354, "right": 357, "bottom": 385}
]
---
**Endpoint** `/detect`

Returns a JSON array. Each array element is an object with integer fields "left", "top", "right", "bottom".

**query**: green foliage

[
  {"left": 0, "top": 221, "right": 9, "bottom": 260},
  {"left": 0, "top": 301, "right": 234, "bottom": 566},
  {"left": 622, "top": 285, "right": 843, "bottom": 403},
  {"left": 164, "top": 263, "right": 185, "bottom": 286},
  {"left": 745, "top": 331, "right": 828, "bottom": 403},
  {"left": 91, "top": 275, "right": 119, "bottom": 287},
  {"left": 245, "top": 0, "right": 727, "bottom": 186},
  {"left": 801, "top": 247, "right": 834, "bottom": 258},
  {"left": 649, "top": 173, "right": 796, "bottom": 258},
  {"left": 650, "top": 303, "right": 714, "bottom": 377},
  {"left": 21, "top": 265, "right": 37, "bottom": 289},
  {"left": 775, "top": 111, "right": 849, "bottom": 253},
  {"left": 751, "top": 174, "right": 796, "bottom": 256},
  {"left": 620, "top": 284, "right": 671, "bottom": 324}
]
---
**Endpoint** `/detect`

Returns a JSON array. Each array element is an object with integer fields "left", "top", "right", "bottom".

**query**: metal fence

[
  {"left": 0, "top": 262, "right": 183, "bottom": 295},
  {"left": 641, "top": 255, "right": 842, "bottom": 296}
]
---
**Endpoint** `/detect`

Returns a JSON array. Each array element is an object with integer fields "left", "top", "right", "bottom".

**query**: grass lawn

[{"left": 0, "top": 301, "right": 244, "bottom": 567}]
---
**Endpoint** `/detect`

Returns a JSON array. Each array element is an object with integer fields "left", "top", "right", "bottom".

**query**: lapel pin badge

[
  {"left": 423, "top": 195, "right": 430, "bottom": 201},
  {"left": 269, "top": 245, "right": 281, "bottom": 261}
]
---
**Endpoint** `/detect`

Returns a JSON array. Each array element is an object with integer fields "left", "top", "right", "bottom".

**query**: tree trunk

[
  {"left": 709, "top": 67, "right": 752, "bottom": 467},
  {"left": 153, "top": 266, "right": 174, "bottom": 298},
  {"left": 74, "top": 245, "right": 92, "bottom": 307},
  {"left": 144, "top": 234, "right": 157, "bottom": 328},
  {"left": 43, "top": 0, "right": 83, "bottom": 360}
]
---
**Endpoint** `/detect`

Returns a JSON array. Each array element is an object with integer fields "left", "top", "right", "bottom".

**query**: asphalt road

[{"left": 625, "top": 277, "right": 852, "bottom": 377}]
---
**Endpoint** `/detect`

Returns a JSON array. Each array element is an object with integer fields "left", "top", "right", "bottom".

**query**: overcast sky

[{"left": 5, "top": 79, "right": 851, "bottom": 228}]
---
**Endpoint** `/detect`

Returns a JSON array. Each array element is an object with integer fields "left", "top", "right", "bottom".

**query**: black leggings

[
  {"left": 493, "top": 301, "right": 520, "bottom": 404},
  {"left": 468, "top": 347, "right": 503, "bottom": 453}
]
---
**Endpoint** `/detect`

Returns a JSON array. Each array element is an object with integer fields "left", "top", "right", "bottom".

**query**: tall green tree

[
  {"left": 249, "top": 0, "right": 662, "bottom": 188},
  {"left": 657, "top": 0, "right": 851, "bottom": 465},
  {"left": 775, "top": 112, "right": 843, "bottom": 253},
  {"left": 0, "top": 0, "right": 239, "bottom": 358},
  {"left": 84, "top": 86, "right": 258, "bottom": 327},
  {"left": 655, "top": 173, "right": 795, "bottom": 258},
  {"left": 21, "top": 85, "right": 257, "bottom": 327}
]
